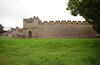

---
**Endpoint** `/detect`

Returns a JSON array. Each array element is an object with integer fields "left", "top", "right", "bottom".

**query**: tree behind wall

[{"left": 67, "top": 0, "right": 100, "bottom": 33}]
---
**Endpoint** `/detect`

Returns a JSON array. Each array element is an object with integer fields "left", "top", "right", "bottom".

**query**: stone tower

[{"left": 22, "top": 16, "right": 42, "bottom": 38}]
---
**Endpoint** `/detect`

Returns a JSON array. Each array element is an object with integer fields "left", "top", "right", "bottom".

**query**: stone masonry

[{"left": 8, "top": 16, "right": 96, "bottom": 38}]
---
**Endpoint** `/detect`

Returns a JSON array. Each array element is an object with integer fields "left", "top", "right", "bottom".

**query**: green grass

[{"left": 0, "top": 38, "right": 100, "bottom": 65}]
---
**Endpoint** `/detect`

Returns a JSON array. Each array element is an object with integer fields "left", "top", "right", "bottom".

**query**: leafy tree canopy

[{"left": 67, "top": 0, "right": 100, "bottom": 33}]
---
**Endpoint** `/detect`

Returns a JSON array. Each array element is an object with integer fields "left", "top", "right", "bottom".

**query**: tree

[
  {"left": 67, "top": 0, "right": 100, "bottom": 33},
  {"left": 0, "top": 24, "right": 4, "bottom": 33},
  {"left": 0, "top": 24, "right": 6, "bottom": 36}
]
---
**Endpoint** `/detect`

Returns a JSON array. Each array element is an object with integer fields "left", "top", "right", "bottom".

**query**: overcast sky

[{"left": 0, "top": 0, "right": 85, "bottom": 30}]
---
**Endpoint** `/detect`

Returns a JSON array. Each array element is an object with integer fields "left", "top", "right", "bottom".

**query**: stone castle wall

[
  {"left": 8, "top": 16, "right": 96, "bottom": 38},
  {"left": 20, "top": 16, "right": 96, "bottom": 38},
  {"left": 37, "top": 25, "right": 95, "bottom": 38}
]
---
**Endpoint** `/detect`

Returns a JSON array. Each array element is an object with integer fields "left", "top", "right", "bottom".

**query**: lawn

[{"left": 0, "top": 38, "right": 100, "bottom": 65}]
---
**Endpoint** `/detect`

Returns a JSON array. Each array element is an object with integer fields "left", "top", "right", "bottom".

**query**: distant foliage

[
  {"left": 67, "top": 0, "right": 100, "bottom": 33},
  {"left": 0, "top": 24, "right": 4, "bottom": 33},
  {"left": 0, "top": 24, "right": 6, "bottom": 35}
]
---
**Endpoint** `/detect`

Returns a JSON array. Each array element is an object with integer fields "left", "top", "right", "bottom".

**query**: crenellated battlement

[
  {"left": 41, "top": 20, "right": 87, "bottom": 25},
  {"left": 67, "top": 20, "right": 71, "bottom": 24},
  {"left": 61, "top": 20, "right": 66, "bottom": 25},
  {"left": 55, "top": 21, "right": 60, "bottom": 25},
  {"left": 49, "top": 21, "right": 55, "bottom": 25},
  {"left": 72, "top": 21, "right": 77, "bottom": 24},
  {"left": 23, "top": 16, "right": 89, "bottom": 29}
]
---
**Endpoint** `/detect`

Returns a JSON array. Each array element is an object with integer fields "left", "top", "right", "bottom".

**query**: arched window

[{"left": 28, "top": 31, "right": 32, "bottom": 38}]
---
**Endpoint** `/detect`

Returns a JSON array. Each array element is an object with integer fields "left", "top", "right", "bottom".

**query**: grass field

[{"left": 0, "top": 37, "right": 100, "bottom": 65}]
